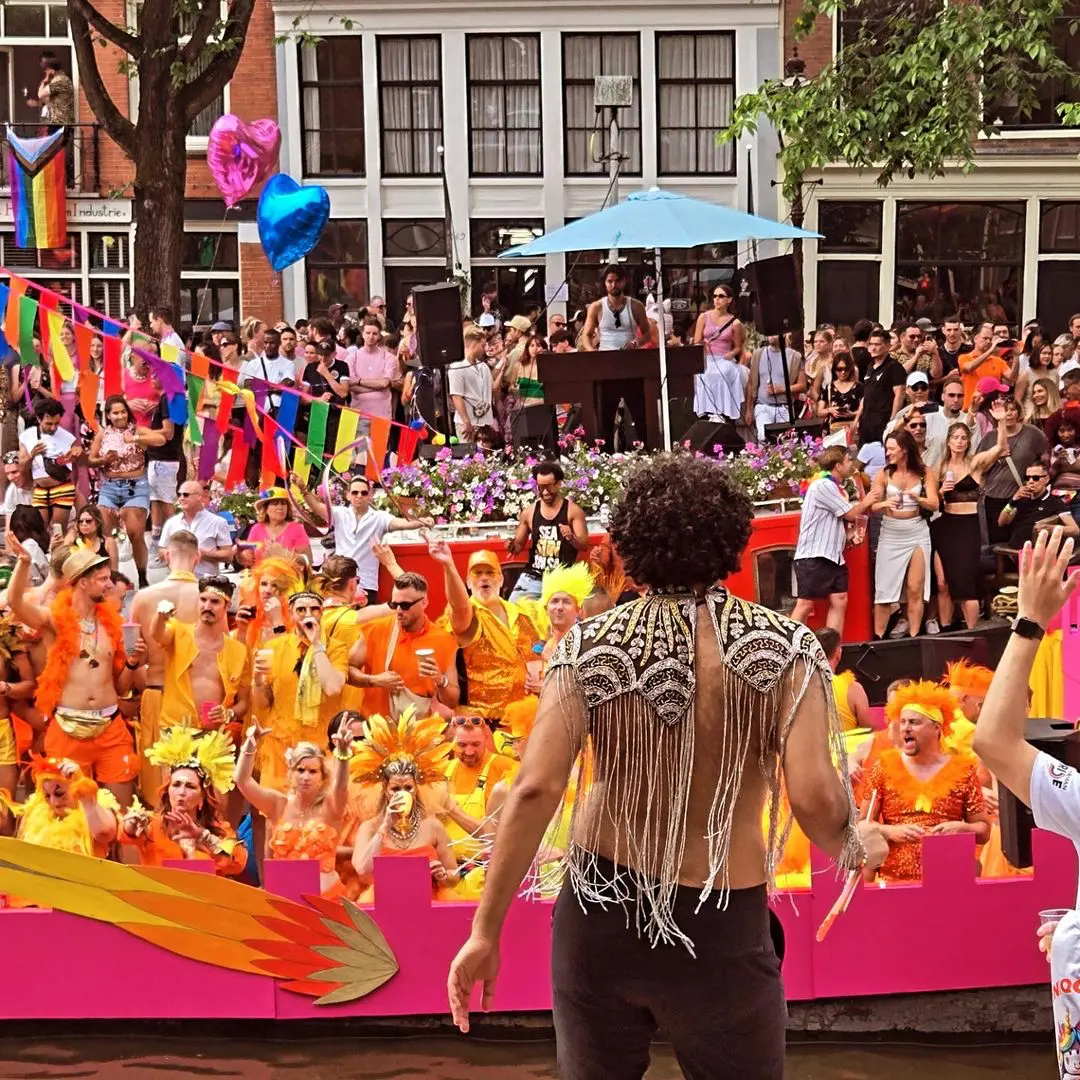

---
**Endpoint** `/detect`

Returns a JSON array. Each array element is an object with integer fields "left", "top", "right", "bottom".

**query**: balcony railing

[{"left": 0, "top": 122, "right": 100, "bottom": 194}]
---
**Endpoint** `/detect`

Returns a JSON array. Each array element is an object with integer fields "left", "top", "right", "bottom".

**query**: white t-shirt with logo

[{"left": 1030, "top": 751, "right": 1080, "bottom": 1077}]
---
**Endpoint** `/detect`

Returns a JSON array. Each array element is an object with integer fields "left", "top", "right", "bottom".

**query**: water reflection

[{"left": 0, "top": 1037, "right": 1056, "bottom": 1079}]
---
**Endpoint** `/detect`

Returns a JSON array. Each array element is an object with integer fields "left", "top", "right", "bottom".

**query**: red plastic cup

[{"left": 199, "top": 701, "right": 217, "bottom": 729}]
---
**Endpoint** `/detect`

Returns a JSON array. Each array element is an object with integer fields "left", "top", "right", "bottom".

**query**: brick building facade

[
  {"left": 784, "top": 0, "right": 1080, "bottom": 336},
  {"left": 1, "top": 0, "right": 281, "bottom": 333}
]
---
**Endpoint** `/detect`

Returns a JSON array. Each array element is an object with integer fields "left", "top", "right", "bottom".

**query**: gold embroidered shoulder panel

[{"left": 549, "top": 588, "right": 830, "bottom": 725}]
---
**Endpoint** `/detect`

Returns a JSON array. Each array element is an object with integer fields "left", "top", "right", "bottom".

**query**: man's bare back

[
  {"left": 131, "top": 577, "right": 199, "bottom": 686},
  {"left": 571, "top": 604, "right": 771, "bottom": 891}
]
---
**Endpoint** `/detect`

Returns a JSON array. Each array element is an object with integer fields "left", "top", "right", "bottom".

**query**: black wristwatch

[{"left": 1011, "top": 615, "right": 1046, "bottom": 642}]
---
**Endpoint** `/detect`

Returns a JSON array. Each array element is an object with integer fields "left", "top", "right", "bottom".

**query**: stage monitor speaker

[
  {"left": 413, "top": 281, "right": 464, "bottom": 368},
  {"left": 747, "top": 255, "right": 802, "bottom": 336},
  {"left": 764, "top": 417, "right": 828, "bottom": 444},
  {"left": 838, "top": 626, "right": 1010, "bottom": 707},
  {"left": 999, "top": 719, "right": 1080, "bottom": 868},
  {"left": 681, "top": 418, "right": 744, "bottom": 458},
  {"left": 419, "top": 441, "right": 475, "bottom": 460},
  {"left": 511, "top": 404, "right": 557, "bottom": 451}
]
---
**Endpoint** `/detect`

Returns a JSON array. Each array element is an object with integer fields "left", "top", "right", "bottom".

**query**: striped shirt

[{"left": 794, "top": 475, "right": 851, "bottom": 565}]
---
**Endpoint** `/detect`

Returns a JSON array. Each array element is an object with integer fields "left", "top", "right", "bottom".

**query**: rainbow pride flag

[{"left": 5, "top": 126, "right": 66, "bottom": 250}]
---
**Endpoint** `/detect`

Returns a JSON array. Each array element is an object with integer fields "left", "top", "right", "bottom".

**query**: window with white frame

[
  {"left": 656, "top": 33, "right": 735, "bottom": 176},
  {"left": 180, "top": 229, "right": 239, "bottom": 331},
  {"left": 88, "top": 231, "right": 132, "bottom": 317},
  {"left": 814, "top": 201, "right": 883, "bottom": 327},
  {"left": 466, "top": 35, "right": 541, "bottom": 177},
  {"left": 377, "top": 36, "right": 443, "bottom": 177},
  {"left": 2, "top": 3, "right": 69, "bottom": 36},
  {"left": 562, "top": 33, "right": 641, "bottom": 176},
  {"left": 1037, "top": 201, "right": 1080, "bottom": 335},
  {"left": 299, "top": 37, "right": 365, "bottom": 177}
]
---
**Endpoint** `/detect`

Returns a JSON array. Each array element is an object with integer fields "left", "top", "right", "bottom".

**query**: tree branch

[
  {"left": 180, "top": 0, "right": 224, "bottom": 66},
  {"left": 178, "top": 0, "right": 257, "bottom": 123},
  {"left": 67, "top": 0, "right": 141, "bottom": 58},
  {"left": 68, "top": 5, "right": 137, "bottom": 156}
]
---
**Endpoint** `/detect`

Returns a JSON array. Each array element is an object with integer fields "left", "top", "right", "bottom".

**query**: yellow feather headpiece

[
  {"left": 349, "top": 706, "right": 452, "bottom": 786},
  {"left": 541, "top": 561, "right": 594, "bottom": 609},
  {"left": 145, "top": 727, "right": 237, "bottom": 795}
]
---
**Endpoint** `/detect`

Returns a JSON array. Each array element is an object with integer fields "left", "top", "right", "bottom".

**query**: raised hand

[{"left": 1018, "top": 526, "right": 1080, "bottom": 628}]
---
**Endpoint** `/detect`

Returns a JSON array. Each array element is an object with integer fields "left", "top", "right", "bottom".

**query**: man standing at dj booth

[{"left": 974, "top": 527, "right": 1080, "bottom": 1080}]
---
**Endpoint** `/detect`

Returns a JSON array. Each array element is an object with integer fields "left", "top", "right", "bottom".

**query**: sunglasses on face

[
  {"left": 387, "top": 597, "right": 422, "bottom": 611},
  {"left": 714, "top": 292, "right": 731, "bottom": 300},
  {"left": 451, "top": 716, "right": 485, "bottom": 727},
  {"left": 907, "top": 422, "right": 926, "bottom": 429},
  {"left": 1027, "top": 474, "right": 1047, "bottom": 482},
  {"left": 349, "top": 488, "right": 370, "bottom": 497}
]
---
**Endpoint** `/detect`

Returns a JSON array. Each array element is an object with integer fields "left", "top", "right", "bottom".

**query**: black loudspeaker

[
  {"left": 747, "top": 255, "right": 802, "bottom": 336},
  {"left": 999, "top": 719, "right": 1080, "bottom": 868},
  {"left": 681, "top": 418, "right": 744, "bottom": 457},
  {"left": 419, "top": 441, "right": 475, "bottom": 460},
  {"left": 413, "top": 281, "right": 464, "bottom": 368},
  {"left": 838, "top": 626, "right": 1010, "bottom": 706},
  {"left": 511, "top": 404, "right": 556, "bottom": 450},
  {"left": 764, "top": 417, "right": 828, "bottom": 443}
]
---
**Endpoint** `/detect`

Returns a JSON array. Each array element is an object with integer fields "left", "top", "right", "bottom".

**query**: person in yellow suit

[
  {"left": 251, "top": 587, "right": 349, "bottom": 792},
  {"left": 428, "top": 539, "right": 539, "bottom": 721}
]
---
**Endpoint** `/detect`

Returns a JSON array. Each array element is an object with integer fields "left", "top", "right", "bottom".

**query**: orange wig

[
  {"left": 943, "top": 659, "right": 993, "bottom": 699},
  {"left": 885, "top": 680, "right": 960, "bottom": 735}
]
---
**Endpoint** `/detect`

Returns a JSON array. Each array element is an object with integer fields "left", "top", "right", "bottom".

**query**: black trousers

[{"left": 551, "top": 860, "right": 785, "bottom": 1080}]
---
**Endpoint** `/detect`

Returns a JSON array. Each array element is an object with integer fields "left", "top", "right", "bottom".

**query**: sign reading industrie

[{"left": 0, "top": 198, "right": 131, "bottom": 225}]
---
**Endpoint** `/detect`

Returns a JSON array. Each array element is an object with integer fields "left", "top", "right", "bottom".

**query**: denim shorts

[{"left": 98, "top": 475, "right": 151, "bottom": 512}]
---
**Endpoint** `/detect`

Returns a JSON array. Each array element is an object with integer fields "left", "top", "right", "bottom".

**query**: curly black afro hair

[{"left": 608, "top": 453, "right": 754, "bottom": 591}]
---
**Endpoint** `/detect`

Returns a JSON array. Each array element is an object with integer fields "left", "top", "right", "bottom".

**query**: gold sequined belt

[{"left": 53, "top": 705, "right": 118, "bottom": 740}]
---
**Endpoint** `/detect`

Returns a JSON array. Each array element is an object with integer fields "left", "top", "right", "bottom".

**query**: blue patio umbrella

[{"left": 499, "top": 187, "right": 821, "bottom": 447}]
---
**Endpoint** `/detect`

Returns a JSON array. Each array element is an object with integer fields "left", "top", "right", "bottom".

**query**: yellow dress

[
  {"left": 254, "top": 632, "right": 350, "bottom": 790},
  {"left": 441, "top": 597, "right": 539, "bottom": 719}
]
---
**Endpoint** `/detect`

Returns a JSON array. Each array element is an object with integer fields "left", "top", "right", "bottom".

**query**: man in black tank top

[{"left": 507, "top": 461, "right": 590, "bottom": 602}]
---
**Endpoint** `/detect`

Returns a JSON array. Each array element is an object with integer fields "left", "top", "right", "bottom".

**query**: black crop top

[{"left": 942, "top": 472, "right": 979, "bottom": 505}]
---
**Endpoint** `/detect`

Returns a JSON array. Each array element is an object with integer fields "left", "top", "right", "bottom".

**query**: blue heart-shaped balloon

[{"left": 257, "top": 174, "right": 331, "bottom": 272}]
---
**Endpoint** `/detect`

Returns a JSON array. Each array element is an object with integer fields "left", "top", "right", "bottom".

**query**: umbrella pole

[{"left": 654, "top": 247, "right": 672, "bottom": 450}]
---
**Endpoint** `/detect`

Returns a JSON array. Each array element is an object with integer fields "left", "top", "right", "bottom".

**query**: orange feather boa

[{"left": 35, "top": 588, "right": 125, "bottom": 718}]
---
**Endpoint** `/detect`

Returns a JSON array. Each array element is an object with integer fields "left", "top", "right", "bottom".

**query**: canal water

[{"left": 0, "top": 1036, "right": 1056, "bottom": 1079}]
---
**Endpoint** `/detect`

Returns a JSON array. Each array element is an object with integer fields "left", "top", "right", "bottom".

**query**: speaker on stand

[{"left": 413, "top": 281, "right": 465, "bottom": 446}]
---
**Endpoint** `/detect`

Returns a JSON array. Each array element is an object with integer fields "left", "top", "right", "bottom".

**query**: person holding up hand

[{"left": 973, "top": 528, "right": 1080, "bottom": 1074}]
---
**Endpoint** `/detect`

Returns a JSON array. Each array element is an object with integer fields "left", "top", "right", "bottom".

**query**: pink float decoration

[
  {"left": 207, "top": 115, "right": 281, "bottom": 209},
  {"left": 0, "top": 829, "right": 1072, "bottom": 1020}
]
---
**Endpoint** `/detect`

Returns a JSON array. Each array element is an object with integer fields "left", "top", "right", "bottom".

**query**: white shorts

[{"left": 147, "top": 460, "right": 180, "bottom": 504}]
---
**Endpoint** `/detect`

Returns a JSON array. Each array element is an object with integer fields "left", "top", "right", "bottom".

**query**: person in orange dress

[
  {"left": 861, "top": 680, "right": 990, "bottom": 882},
  {"left": 349, "top": 708, "right": 459, "bottom": 903},
  {"left": 119, "top": 727, "right": 246, "bottom": 876},
  {"left": 233, "top": 723, "right": 355, "bottom": 897}
]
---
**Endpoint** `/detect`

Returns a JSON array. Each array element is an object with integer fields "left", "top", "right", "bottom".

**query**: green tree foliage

[{"left": 720, "top": 0, "right": 1080, "bottom": 202}]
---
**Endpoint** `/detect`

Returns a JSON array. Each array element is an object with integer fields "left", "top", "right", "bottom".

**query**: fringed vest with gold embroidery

[{"left": 546, "top": 586, "right": 859, "bottom": 953}]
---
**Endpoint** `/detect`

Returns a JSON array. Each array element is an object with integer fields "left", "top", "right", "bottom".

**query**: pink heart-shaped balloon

[{"left": 207, "top": 115, "right": 281, "bottom": 208}]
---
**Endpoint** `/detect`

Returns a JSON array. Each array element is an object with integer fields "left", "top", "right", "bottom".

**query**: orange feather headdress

[
  {"left": 885, "top": 680, "right": 960, "bottom": 734},
  {"left": 943, "top": 658, "right": 994, "bottom": 699},
  {"left": 503, "top": 696, "right": 539, "bottom": 743},
  {"left": 349, "top": 707, "right": 452, "bottom": 786}
]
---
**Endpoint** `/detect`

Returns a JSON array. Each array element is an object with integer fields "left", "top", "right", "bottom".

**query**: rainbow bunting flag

[{"left": 6, "top": 126, "right": 66, "bottom": 250}]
